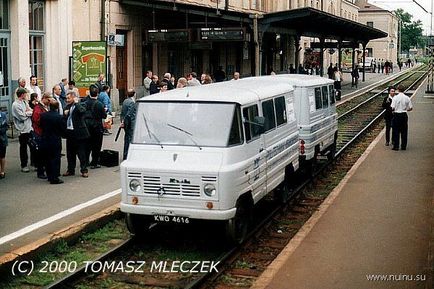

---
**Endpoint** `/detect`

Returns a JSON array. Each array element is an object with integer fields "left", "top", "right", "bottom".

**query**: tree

[{"left": 394, "top": 8, "right": 425, "bottom": 53}]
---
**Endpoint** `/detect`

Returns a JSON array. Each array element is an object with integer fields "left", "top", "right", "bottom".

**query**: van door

[{"left": 242, "top": 104, "right": 267, "bottom": 201}]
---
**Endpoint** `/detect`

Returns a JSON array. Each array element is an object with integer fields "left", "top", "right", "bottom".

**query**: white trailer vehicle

[
  {"left": 238, "top": 75, "right": 338, "bottom": 173},
  {"left": 120, "top": 79, "right": 299, "bottom": 243}
]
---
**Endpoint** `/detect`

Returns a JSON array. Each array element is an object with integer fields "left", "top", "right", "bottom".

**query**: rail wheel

[
  {"left": 225, "top": 199, "right": 252, "bottom": 245},
  {"left": 125, "top": 213, "right": 151, "bottom": 237},
  {"left": 274, "top": 165, "right": 295, "bottom": 204}
]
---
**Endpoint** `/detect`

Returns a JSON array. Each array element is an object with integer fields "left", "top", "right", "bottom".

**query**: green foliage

[{"left": 394, "top": 8, "right": 425, "bottom": 52}]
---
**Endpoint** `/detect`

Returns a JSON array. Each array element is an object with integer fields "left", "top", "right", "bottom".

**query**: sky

[{"left": 370, "top": 0, "right": 434, "bottom": 35}]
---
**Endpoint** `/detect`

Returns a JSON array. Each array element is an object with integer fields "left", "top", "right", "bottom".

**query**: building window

[
  {"left": 0, "top": 0, "right": 9, "bottom": 30},
  {"left": 367, "top": 21, "right": 374, "bottom": 28},
  {"left": 29, "top": 0, "right": 45, "bottom": 90}
]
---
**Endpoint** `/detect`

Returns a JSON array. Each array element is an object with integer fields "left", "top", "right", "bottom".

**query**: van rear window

[{"left": 315, "top": 87, "right": 322, "bottom": 110}]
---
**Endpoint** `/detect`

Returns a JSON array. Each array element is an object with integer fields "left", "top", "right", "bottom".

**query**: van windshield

[{"left": 133, "top": 102, "right": 238, "bottom": 147}]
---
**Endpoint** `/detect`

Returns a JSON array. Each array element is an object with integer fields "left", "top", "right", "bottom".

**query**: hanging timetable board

[{"left": 199, "top": 28, "right": 245, "bottom": 41}]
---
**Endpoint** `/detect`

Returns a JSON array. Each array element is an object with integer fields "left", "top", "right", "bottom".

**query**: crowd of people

[
  {"left": 142, "top": 68, "right": 241, "bottom": 95},
  {"left": 0, "top": 74, "right": 112, "bottom": 184}
]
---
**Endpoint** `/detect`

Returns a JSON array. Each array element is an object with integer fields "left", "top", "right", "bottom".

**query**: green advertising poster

[{"left": 72, "top": 41, "right": 106, "bottom": 90}]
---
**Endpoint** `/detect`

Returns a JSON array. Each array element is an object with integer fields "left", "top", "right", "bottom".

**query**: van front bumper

[{"left": 121, "top": 203, "right": 237, "bottom": 220}]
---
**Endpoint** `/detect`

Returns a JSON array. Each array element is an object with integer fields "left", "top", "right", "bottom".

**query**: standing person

[
  {"left": 333, "top": 67, "right": 343, "bottom": 100},
  {"left": 203, "top": 74, "right": 213, "bottom": 84},
  {"left": 398, "top": 59, "right": 403, "bottom": 71},
  {"left": 384, "top": 60, "right": 390, "bottom": 75},
  {"left": 382, "top": 86, "right": 395, "bottom": 146},
  {"left": 327, "top": 64, "right": 334, "bottom": 79},
  {"left": 12, "top": 88, "right": 33, "bottom": 172},
  {"left": 52, "top": 84, "right": 65, "bottom": 115},
  {"left": 63, "top": 91, "right": 90, "bottom": 178},
  {"left": 98, "top": 85, "right": 112, "bottom": 135},
  {"left": 120, "top": 89, "right": 136, "bottom": 160},
  {"left": 31, "top": 92, "right": 52, "bottom": 179},
  {"left": 15, "top": 77, "right": 28, "bottom": 100},
  {"left": 84, "top": 85, "right": 107, "bottom": 169},
  {"left": 214, "top": 66, "right": 226, "bottom": 82},
  {"left": 67, "top": 80, "right": 80, "bottom": 98},
  {"left": 150, "top": 75, "right": 160, "bottom": 94},
  {"left": 200, "top": 73, "right": 207, "bottom": 84},
  {"left": 162, "top": 73, "right": 175, "bottom": 90},
  {"left": 98, "top": 85, "right": 112, "bottom": 115},
  {"left": 381, "top": 59, "right": 385, "bottom": 73},
  {"left": 372, "top": 59, "right": 377, "bottom": 73},
  {"left": 232, "top": 72, "right": 240, "bottom": 80},
  {"left": 95, "top": 73, "right": 105, "bottom": 93},
  {"left": 28, "top": 75, "right": 42, "bottom": 101},
  {"left": 176, "top": 77, "right": 188, "bottom": 88},
  {"left": 351, "top": 65, "right": 359, "bottom": 88},
  {"left": 187, "top": 72, "right": 201, "bottom": 86},
  {"left": 143, "top": 70, "right": 152, "bottom": 96},
  {"left": 59, "top": 78, "right": 68, "bottom": 103},
  {"left": 40, "top": 100, "right": 65, "bottom": 184},
  {"left": 391, "top": 85, "right": 413, "bottom": 150},
  {"left": 0, "top": 110, "right": 8, "bottom": 179}
]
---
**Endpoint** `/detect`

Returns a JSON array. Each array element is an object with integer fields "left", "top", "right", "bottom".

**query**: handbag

[{"left": 28, "top": 131, "right": 39, "bottom": 151}]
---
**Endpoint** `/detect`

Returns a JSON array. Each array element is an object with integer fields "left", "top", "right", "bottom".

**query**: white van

[
  {"left": 276, "top": 75, "right": 338, "bottom": 170},
  {"left": 120, "top": 79, "right": 299, "bottom": 243},
  {"left": 246, "top": 75, "right": 337, "bottom": 172}
]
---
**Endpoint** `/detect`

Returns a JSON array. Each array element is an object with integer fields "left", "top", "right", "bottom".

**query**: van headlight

[
  {"left": 204, "top": 184, "right": 216, "bottom": 197},
  {"left": 129, "top": 179, "right": 141, "bottom": 192}
]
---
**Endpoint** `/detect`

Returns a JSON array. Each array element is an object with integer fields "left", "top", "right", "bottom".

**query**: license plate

[{"left": 153, "top": 215, "right": 190, "bottom": 224}]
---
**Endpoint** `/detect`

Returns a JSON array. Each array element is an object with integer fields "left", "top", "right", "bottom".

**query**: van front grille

[{"left": 137, "top": 174, "right": 201, "bottom": 197}]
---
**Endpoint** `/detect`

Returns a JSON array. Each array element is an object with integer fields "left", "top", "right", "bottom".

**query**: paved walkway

[{"left": 252, "top": 79, "right": 434, "bottom": 288}]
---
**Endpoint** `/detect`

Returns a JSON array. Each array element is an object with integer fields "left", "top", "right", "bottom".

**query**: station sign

[
  {"left": 72, "top": 41, "right": 107, "bottom": 93},
  {"left": 146, "top": 29, "right": 191, "bottom": 43},
  {"left": 199, "top": 28, "right": 245, "bottom": 41}
]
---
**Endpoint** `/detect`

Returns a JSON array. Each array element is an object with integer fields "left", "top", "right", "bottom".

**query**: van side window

[
  {"left": 322, "top": 86, "right": 329, "bottom": 108},
  {"left": 274, "top": 96, "right": 287, "bottom": 126},
  {"left": 228, "top": 106, "right": 244, "bottom": 146},
  {"left": 329, "top": 85, "right": 335, "bottom": 104},
  {"left": 315, "top": 87, "right": 322, "bottom": 110},
  {"left": 243, "top": 105, "right": 260, "bottom": 142},
  {"left": 262, "top": 99, "right": 276, "bottom": 132}
]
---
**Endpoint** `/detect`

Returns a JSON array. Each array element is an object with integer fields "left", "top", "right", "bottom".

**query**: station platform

[{"left": 252, "top": 80, "right": 433, "bottom": 288}]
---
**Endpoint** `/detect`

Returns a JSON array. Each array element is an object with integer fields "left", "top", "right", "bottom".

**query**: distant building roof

[{"left": 355, "top": 0, "right": 388, "bottom": 13}]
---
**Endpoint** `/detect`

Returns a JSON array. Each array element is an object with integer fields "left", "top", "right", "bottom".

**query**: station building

[
  {"left": 0, "top": 0, "right": 386, "bottom": 117},
  {"left": 355, "top": 0, "right": 398, "bottom": 64}
]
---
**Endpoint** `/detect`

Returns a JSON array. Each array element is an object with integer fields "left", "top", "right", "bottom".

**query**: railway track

[{"left": 28, "top": 68, "right": 427, "bottom": 289}]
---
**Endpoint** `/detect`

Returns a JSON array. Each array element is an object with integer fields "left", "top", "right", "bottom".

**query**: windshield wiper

[
  {"left": 143, "top": 114, "right": 163, "bottom": 148},
  {"left": 167, "top": 123, "right": 202, "bottom": 150}
]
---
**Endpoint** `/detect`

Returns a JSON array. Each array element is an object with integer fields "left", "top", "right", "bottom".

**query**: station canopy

[
  {"left": 260, "top": 7, "right": 387, "bottom": 43},
  {"left": 122, "top": 1, "right": 387, "bottom": 43}
]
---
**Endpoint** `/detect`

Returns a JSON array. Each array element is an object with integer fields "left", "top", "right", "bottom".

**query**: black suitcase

[{"left": 99, "top": 149, "right": 119, "bottom": 167}]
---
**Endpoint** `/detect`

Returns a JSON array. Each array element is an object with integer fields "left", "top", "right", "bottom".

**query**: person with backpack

[{"left": 84, "top": 84, "right": 107, "bottom": 169}]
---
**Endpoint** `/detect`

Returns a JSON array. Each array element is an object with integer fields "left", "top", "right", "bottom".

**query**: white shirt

[
  {"left": 28, "top": 85, "right": 42, "bottom": 101},
  {"left": 391, "top": 92, "right": 413, "bottom": 113},
  {"left": 53, "top": 94, "right": 64, "bottom": 115}
]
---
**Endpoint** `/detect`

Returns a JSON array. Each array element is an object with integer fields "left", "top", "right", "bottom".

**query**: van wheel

[
  {"left": 225, "top": 199, "right": 252, "bottom": 245},
  {"left": 327, "top": 141, "right": 336, "bottom": 161},
  {"left": 274, "top": 166, "right": 295, "bottom": 203},
  {"left": 125, "top": 213, "right": 151, "bottom": 237}
]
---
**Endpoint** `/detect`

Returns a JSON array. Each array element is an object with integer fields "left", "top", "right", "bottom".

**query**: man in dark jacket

[
  {"left": 41, "top": 99, "right": 66, "bottom": 184},
  {"left": 63, "top": 91, "right": 90, "bottom": 178},
  {"left": 84, "top": 85, "right": 107, "bottom": 169},
  {"left": 382, "top": 86, "right": 395, "bottom": 146},
  {"left": 120, "top": 88, "right": 136, "bottom": 160}
]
